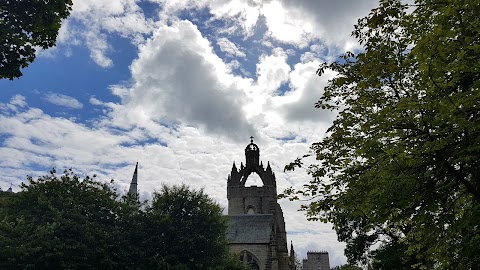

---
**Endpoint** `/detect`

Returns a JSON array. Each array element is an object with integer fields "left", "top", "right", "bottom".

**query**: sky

[{"left": 0, "top": 0, "right": 381, "bottom": 266}]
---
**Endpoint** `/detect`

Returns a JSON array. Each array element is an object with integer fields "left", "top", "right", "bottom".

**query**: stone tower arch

[
  {"left": 244, "top": 172, "right": 263, "bottom": 187},
  {"left": 226, "top": 138, "right": 294, "bottom": 270}
]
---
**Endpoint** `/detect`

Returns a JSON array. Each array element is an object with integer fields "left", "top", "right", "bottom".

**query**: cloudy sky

[{"left": 0, "top": 0, "right": 380, "bottom": 266}]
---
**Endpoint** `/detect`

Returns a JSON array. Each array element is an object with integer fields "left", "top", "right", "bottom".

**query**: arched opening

[
  {"left": 244, "top": 172, "right": 263, "bottom": 187},
  {"left": 246, "top": 206, "right": 256, "bottom": 214},
  {"left": 239, "top": 250, "right": 260, "bottom": 270}
]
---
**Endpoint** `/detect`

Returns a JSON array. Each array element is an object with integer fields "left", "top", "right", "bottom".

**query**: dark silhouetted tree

[
  {"left": 331, "top": 264, "right": 362, "bottom": 270},
  {"left": 282, "top": 0, "right": 480, "bottom": 268},
  {"left": 142, "top": 184, "right": 246, "bottom": 270},
  {"left": 0, "top": 0, "right": 73, "bottom": 79},
  {"left": 0, "top": 169, "right": 124, "bottom": 269},
  {"left": 0, "top": 170, "right": 246, "bottom": 270}
]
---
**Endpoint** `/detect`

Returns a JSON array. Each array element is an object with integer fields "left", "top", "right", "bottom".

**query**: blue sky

[{"left": 0, "top": 0, "right": 380, "bottom": 266}]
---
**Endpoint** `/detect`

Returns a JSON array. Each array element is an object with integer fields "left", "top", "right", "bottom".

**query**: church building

[
  {"left": 226, "top": 138, "right": 295, "bottom": 270},
  {"left": 125, "top": 139, "right": 330, "bottom": 270}
]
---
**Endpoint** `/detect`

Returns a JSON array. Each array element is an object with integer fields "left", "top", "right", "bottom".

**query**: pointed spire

[
  {"left": 266, "top": 161, "right": 271, "bottom": 171},
  {"left": 128, "top": 162, "right": 138, "bottom": 195},
  {"left": 230, "top": 162, "right": 238, "bottom": 177}
]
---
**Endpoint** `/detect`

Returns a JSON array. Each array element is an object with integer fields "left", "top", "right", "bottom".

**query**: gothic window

[
  {"left": 246, "top": 206, "right": 255, "bottom": 214},
  {"left": 239, "top": 250, "right": 260, "bottom": 270}
]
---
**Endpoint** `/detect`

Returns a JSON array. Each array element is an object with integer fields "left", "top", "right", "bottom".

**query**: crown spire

[{"left": 245, "top": 136, "right": 259, "bottom": 168}]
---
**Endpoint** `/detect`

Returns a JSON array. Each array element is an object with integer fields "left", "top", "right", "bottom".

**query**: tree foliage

[
  {"left": 283, "top": 0, "right": 480, "bottom": 268},
  {"left": 0, "top": 0, "right": 73, "bottom": 79},
  {"left": 0, "top": 169, "right": 124, "bottom": 269},
  {"left": 142, "top": 184, "right": 245, "bottom": 270},
  {"left": 331, "top": 264, "right": 362, "bottom": 270},
  {"left": 367, "top": 241, "right": 422, "bottom": 270},
  {"left": 0, "top": 169, "right": 245, "bottom": 270}
]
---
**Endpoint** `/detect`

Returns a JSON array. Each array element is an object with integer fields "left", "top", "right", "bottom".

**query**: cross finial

[{"left": 250, "top": 136, "right": 254, "bottom": 143}]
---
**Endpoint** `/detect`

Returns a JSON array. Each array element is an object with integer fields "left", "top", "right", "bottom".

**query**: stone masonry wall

[{"left": 229, "top": 244, "right": 272, "bottom": 270}]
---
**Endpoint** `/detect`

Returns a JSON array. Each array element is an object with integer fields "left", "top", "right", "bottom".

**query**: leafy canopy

[
  {"left": 283, "top": 0, "right": 480, "bottom": 268},
  {"left": 0, "top": 169, "right": 246, "bottom": 270},
  {"left": 0, "top": 169, "right": 124, "bottom": 269},
  {"left": 0, "top": 0, "right": 73, "bottom": 79},
  {"left": 143, "top": 184, "right": 246, "bottom": 270},
  {"left": 331, "top": 265, "right": 362, "bottom": 270}
]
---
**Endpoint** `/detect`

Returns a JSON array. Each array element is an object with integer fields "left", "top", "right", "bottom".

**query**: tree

[
  {"left": 283, "top": 0, "right": 480, "bottom": 268},
  {"left": 331, "top": 265, "right": 362, "bottom": 270},
  {"left": 0, "top": 170, "right": 246, "bottom": 270},
  {"left": 0, "top": 169, "right": 126, "bottom": 269},
  {"left": 0, "top": 0, "right": 73, "bottom": 79},
  {"left": 142, "top": 184, "right": 246, "bottom": 270},
  {"left": 367, "top": 241, "right": 421, "bottom": 270}
]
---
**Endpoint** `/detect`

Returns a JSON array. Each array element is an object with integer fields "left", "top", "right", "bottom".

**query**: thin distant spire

[{"left": 128, "top": 162, "right": 138, "bottom": 195}]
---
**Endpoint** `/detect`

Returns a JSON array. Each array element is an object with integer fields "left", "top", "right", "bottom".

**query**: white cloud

[
  {"left": 155, "top": 0, "right": 375, "bottom": 52},
  {"left": 276, "top": 61, "right": 337, "bottom": 123},
  {"left": 256, "top": 47, "right": 291, "bottom": 94},
  {"left": 261, "top": 1, "right": 314, "bottom": 48},
  {"left": 89, "top": 97, "right": 104, "bottom": 106},
  {"left": 53, "top": 0, "right": 376, "bottom": 68},
  {"left": 0, "top": 95, "right": 27, "bottom": 113},
  {"left": 85, "top": 31, "right": 114, "bottom": 68},
  {"left": 276, "top": 0, "right": 378, "bottom": 51},
  {"left": 107, "top": 20, "right": 256, "bottom": 140},
  {"left": 9, "top": 95, "right": 27, "bottom": 108},
  {"left": 51, "top": 0, "right": 155, "bottom": 68},
  {"left": 217, "top": 37, "right": 246, "bottom": 58},
  {"left": 43, "top": 93, "right": 84, "bottom": 109}
]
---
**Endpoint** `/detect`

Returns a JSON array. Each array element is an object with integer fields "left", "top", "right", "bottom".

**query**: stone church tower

[
  {"left": 226, "top": 138, "right": 295, "bottom": 270},
  {"left": 302, "top": 251, "right": 330, "bottom": 270}
]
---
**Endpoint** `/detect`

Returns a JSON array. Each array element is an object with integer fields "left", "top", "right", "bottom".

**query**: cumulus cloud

[
  {"left": 54, "top": 0, "right": 376, "bottom": 68},
  {"left": 109, "top": 20, "right": 256, "bottom": 140},
  {"left": 261, "top": 1, "right": 314, "bottom": 48},
  {"left": 43, "top": 93, "right": 84, "bottom": 109},
  {"left": 155, "top": 0, "right": 375, "bottom": 51},
  {"left": 256, "top": 48, "right": 291, "bottom": 94},
  {"left": 276, "top": 61, "right": 337, "bottom": 123},
  {"left": 277, "top": 0, "right": 377, "bottom": 49}
]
